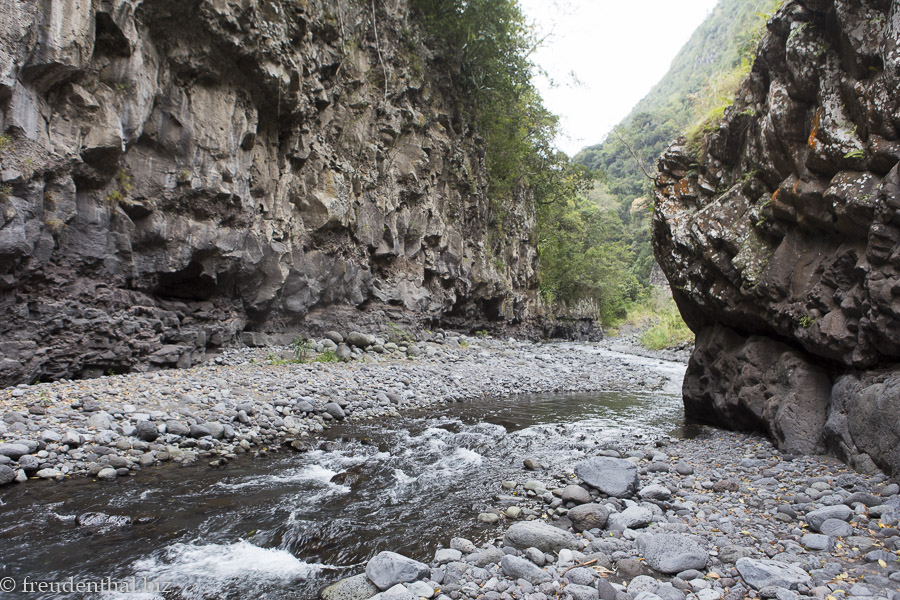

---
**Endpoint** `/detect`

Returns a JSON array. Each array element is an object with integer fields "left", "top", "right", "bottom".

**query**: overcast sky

[{"left": 518, "top": 0, "right": 720, "bottom": 156}]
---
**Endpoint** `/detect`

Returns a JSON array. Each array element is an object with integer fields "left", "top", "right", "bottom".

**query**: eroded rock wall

[
  {"left": 653, "top": 0, "right": 900, "bottom": 475},
  {"left": 0, "top": 0, "right": 540, "bottom": 385}
]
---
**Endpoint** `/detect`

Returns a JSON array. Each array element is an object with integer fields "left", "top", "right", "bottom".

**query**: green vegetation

[
  {"left": 537, "top": 185, "right": 643, "bottom": 325},
  {"left": 636, "top": 296, "right": 695, "bottom": 350},
  {"left": 412, "top": 0, "right": 591, "bottom": 214},
  {"left": 572, "top": 0, "right": 781, "bottom": 287},
  {"left": 267, "top": 338, "right": 339, "bottom": 365}
]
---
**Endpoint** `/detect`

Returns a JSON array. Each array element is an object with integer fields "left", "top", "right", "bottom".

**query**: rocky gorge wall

[
  {"left": 654, "top": 0, "right": 900, "bottom": 477},
  {"left": 0, "top": 0, "right": 542, "bottom": 386}
]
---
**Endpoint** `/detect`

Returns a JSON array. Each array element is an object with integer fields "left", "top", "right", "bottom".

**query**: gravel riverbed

[
  {"left": 0, "top": 331, "right": 667, "bottom": 487},
  {"left": 334, "top": 430, "right": 900, "bottom": 600},
  {"left": 3, "top": 331, "right": 898, "bottom": 600}
]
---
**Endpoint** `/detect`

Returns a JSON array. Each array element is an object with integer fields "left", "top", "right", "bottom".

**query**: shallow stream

[{"left": 0, "top": 351, "right": 686, "bottom": 599}]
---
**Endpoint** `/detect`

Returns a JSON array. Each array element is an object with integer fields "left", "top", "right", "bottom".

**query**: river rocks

[
  {"left": 639, "top": 484, "right": 672, "bottom": 501},
  {"left": 565, "top": 583, "right": 600, "bottom": 600},
  {"left": 636, "top": 534, "right": 709, "bottom": 574},
  {"left": 800, "top": 533, "right": 833, "bottom": 551},
  {"left": 433, "top": 548, "right": 461, "bottom": 564},
  {"left": 134, "top": 420, "right": 159, "bottom": 442},
  {"left": 347, "top": 333, "right": 376, "bottom": 349},
  {"left": 189, "top": 424, "right": 211, "bottom": 439},
  {"left": 561, "top": 484, "right": 592, "bottom": 504},
  {"left": 96, "top": 468, "right": 117, "bottom": 481},
  {"left": 0, "top": 443, "right": 29, "bottom": 460},
  {"left": 608, "top": 505, "right": 653, "bottom": 530},
  {"left": 805, "top": 505, "right": 853, "bottom": 531},
  {"left": 735, "top": 558, "right": 813, "bottom": 591},
  {"left": 324, "top": 403, "right": 346, "bottom": 420},
  {"left": 365, "top": 552, "right": 430, "bottom": 591},
  {"left": 321, "top": 574, "right": 380, "bottom": 600},
  {"left": 574, "top": 457, "right": 640, "bottom": 498},
  {"left": 568, "top": 503, "right": 609, "bottom": 532},
  {"left": 819, "top": 518, "right": 853, "bottom": 537},
  {"left": 504, "top": 521, "right": 579, "bottom": 553},
  {"left": 0, "top": 464, "right": 16, "bottom": 485},
  {"left": 500, "top": 555, "right": 551, "bottom": 584}
]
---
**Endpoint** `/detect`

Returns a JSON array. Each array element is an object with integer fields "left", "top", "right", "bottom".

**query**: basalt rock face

[
  {"left": 653, "top": 0, "right": 900, "bottom": 476},
  {"left": 0, "top": 0, "right": 539, "bottom": 385}
]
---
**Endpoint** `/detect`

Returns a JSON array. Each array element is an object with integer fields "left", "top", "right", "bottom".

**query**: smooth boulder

[
  {"left": 574, "top": 457, "right": 640, "bottom": 497},
  {"left": 805, "top": 505, "right": 853, "bottom": 531},
  {"left": 568, "top": 503, "right": 609, "bottom": 532},
  {"left": 503, "top": 520, "right": 579, "bottom": 553},
  {"left": 365, "top": 551, "right": 430, "bottom": 591},
  {"left": 500, "top": 555, "right": 551, "bottom": 585},
  {"left": 636, "top": 534, "right": 709, "bottom": 574}
]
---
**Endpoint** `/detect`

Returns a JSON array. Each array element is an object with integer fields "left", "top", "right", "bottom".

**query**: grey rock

[
  {"left": 636, "top": 534, "right": 709, "bottom": 574},
  {"left": 321, "top": 574, "right": 379, "bottom": 600},
  {"left": 597, "top": 578, "right": 618, "bottom": 600},
  {"left": 336, "top": 344, "right": 353, "bottom": 362},
  {"left": 206, "top": 422, "right": 225, "bottom": 439},
  {"left": 806, "top": 505, "right": 853, "bottom": 531},
  {"left": 638, "top": 484, "right": 672, "bottom": 501},
  {"left": 718, "top": 545, "right": 753, "bottom": 564},
  {"left": 61, "top": 430, "right": 82, "bottom": 447},
  {"left": 365, "top": 551, "right": 430, "bottom": 591},
  {"left": 608, "top": 506, "right": 653, "bottom": 530},
  {"left": 134, "top": 420, "right": 159, "bottom": 442},
  {"left": 347, "top": 332, "right": 376, "bottom": 348},
  {"left": 819, "top": 518, "right": 853, "bottom": 537},
  {"left": 17, "top": 455, "right": 39, "bottom": 472},
  {"left": 0, "top": 443, "right": 30, "bottom": 460},
  {"left": 324, "top": 331, "right": 344, "bottom": 344},
  {"left": 0, "top": 464, "right": 17, "bottom": 485},
  {"left": 165, "top": 421, "right": 190, "bottom": 436},
  {"left": 800, "top": 533, "right": 833, "bottom": 551},
  {"left": 564, "top": 567, "right": 595, "bottom": 586},
  {"left": 568, "top": 503, "right": 609, "bottom": 533},
  {"left": 500, "top": 555, "right": 550, "bottom": 585},
  {"left": 574, "top": 457, "right": 640, "bottom": 498},
  {"left": 189, "top": 424, "right": 211, "bottom": 438},
  {"left": 561, "top": 484, "right": 592, "bottom": 504},
  {"left": 504, "top": 521, "right": 579, "bottom": 553},
  {"left": 96, "top": 467, "right": 118, "bottom": 481},
  {"left": 324, "top": 402, "right": 346, "bottom": 420},
  {"left": 450, "top": 538, "right": 477, "bottom": 554},
  {"left": 434, "top": 549, "right": 462, "bottom": 564},
  {"left": 735, "top": 558, "right": 813, "bottom": 590},
  {"left": 565, "top": 584, "right": 599, "bottom": 600}
]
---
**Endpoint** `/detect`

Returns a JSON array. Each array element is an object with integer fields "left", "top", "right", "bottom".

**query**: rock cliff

[
  {"left": 0, "top": 0, "right": 540, "bottom": 385},
  {"left": 654, "top": 0, "right": 900, "bottom": 476}
]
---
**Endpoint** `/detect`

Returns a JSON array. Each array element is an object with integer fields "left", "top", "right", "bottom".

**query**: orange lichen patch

[
  {"left": 675, "top": 179, "right": 692, "bottom": 197},
  {"left": 808, "top": 109, "right": 821, "bottom": 150}
]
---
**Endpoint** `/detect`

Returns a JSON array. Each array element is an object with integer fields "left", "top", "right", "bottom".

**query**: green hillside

[{"left": 565, "top": 0, "right": 778, "bottom": 288}]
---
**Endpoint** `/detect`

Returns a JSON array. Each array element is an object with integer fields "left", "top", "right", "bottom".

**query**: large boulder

[
  {"left": 636, "top": 534, "right": 709, "bottom": 574},
  {"left": 503, "top": 521, "right": 579, "bottom": 553},
  {"left": 574, "top": 457, "right": 640, "bottom": 498},
  {"left": 364, "top": 552, "right": 430, "bottom": 591},
  {"left": 735, "top": 558, "right": 813, "bottom": 590}
]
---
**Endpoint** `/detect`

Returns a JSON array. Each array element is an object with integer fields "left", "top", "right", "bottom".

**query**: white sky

[{"left": 519, "top": 0, "right": 720, "bottom": 156}]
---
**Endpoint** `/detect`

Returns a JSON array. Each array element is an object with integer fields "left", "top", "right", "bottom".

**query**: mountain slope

[{"left": 575, "top": 0, "right": 778, "bottom": 204}]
